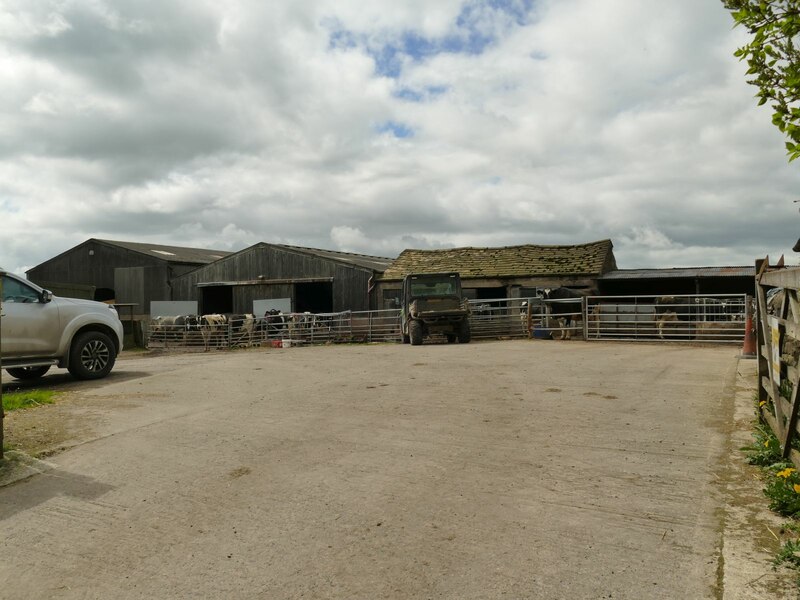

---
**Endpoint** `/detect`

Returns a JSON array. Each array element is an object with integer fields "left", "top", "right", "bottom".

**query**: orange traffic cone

[{"left": 741, "top": 314, "right": 756, "bottom": 358}]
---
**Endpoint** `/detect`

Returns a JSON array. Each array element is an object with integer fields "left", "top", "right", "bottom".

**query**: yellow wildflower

[
  {"left": 759, "top": 401, "right": 767, "bottom": 407},
  {"left": 777, "top": 468, "right": 796, "bottom": 479},
  {"left": 765, "top": 440, "right": 771, "bottom": 447},
  {"left": 794, "top": 484, "right": 800, "bottom": 494}
]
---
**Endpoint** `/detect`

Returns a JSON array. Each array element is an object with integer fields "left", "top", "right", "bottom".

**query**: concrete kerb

[
  {"left": 0, "top": 451, "right": 56, "bottom": 488},
  {"left": 717, "top": 358, "right": 798, "bottom": 599}
]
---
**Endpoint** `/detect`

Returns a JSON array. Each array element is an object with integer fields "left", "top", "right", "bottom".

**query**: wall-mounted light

[{"left": 89, "top": 250, "right": 94, "bottom": 256}]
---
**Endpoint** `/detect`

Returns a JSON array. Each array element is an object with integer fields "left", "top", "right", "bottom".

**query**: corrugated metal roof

[
  {"left": 600, "top": 266, "right": 755, "bottom": 280},
  {"left": 96, "top": 239, "right": 233, "bottom": 264},
  {"left": 272, "top": 244, "right": 394, "bottom": 272},
  {"left": 379, "top": 239, "right": 615, "bottom": 281}
]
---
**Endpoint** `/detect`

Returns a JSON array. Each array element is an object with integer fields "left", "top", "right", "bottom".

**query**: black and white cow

[
  {"left": 200, "top": 314, "right": 228, "bottom": 351},
  {"left": 229, "top": 313, "right": 256, "bottom": 346},
  {"left": 654, "top": 296, "right": 694, "bottom": 339},
  {"left": 543, "top": 288, "right": 587, "bottom": 340},
  {"left": 150, "top": 314, "right": 199, "bottom": 343},
  {"left": 256, "top": 309, "right": 288, "bottom": 340}
]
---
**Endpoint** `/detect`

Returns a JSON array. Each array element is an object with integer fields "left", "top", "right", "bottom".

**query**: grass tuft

[{"left": 2, "top": 390, "right": 57, "bottom": 412}]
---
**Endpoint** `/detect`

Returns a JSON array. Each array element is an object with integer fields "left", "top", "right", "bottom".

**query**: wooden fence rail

[{"left": 757, "top": 258, "right": 800, "bottom": 467}]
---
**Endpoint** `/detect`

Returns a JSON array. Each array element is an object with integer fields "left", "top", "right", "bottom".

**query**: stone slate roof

[{"left": 379, "top": 239, "right": 616, "bottom": 281}]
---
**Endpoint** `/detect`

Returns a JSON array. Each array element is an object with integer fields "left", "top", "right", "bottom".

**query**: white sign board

[
  {"left": 253, "top": 298, "right": 292, "bottom": 316},
  {"left": 150, "top": 301, "right": 198, "bottom": 317}
]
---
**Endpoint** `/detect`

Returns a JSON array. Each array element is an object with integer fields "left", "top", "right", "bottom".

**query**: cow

[
  {"left": 311, "top": 313, "right": 336, "bottom": 340},
  {"left": 543, "top": 288, "right": 587, "bottom": 340},
  {"left": 655, "top": 310, "right": 681, "bottom": 339},
  {"left": 287, "top": 312, "right": 313, "bottom": 340},
  {"left": 767, "top": 288, "right": 785, "bottom": 316},
  {"left": 256, "top": 309, "right": 288, "bottom": 341},
  {"left": 229, "top": 313, "right": 256, "bottom": 347},
  {"left": 150, "top": 314, "right": 198, "bottom": 344},
  {"left": 200, "top": 314, "right": 228, "bottom": 351},
  {"left": 654, "top": 296, "right": 693, "bottom": 340}
]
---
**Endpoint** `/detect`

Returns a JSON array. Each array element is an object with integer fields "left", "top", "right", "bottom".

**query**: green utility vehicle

[{"left": 401, "top": 272, "right": 471, "bottom": 345}]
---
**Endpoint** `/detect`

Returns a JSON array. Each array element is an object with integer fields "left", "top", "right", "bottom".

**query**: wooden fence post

[{"left": 756, "top": 278, "right": 786, "bottom": 440}]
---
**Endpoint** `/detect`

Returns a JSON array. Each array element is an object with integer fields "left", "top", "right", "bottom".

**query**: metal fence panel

[
  {"left": 145, "top": 294, "right": 749, "bottom": 350},
  {"left": 585, "top": 294, "right": 747, "bottom": 343},
  {"left": 468, "top": 298, "right": 531, "bottom": 340}
]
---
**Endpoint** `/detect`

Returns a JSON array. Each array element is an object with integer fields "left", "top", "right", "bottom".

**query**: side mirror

[{"left": 40, "top": 289, "right": 52, "bottom": 303}]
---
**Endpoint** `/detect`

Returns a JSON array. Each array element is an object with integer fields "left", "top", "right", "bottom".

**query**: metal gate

[{"left": 585, "top": 294, "right": 747, "bottom": 343}]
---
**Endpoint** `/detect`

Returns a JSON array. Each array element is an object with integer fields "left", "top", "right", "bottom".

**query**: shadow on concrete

[
  {"left": 1, "top": 369, "right": 153, "bottom": 393},
  {"left": 0, "top": 460, "right": 115, "bottom": 521}
]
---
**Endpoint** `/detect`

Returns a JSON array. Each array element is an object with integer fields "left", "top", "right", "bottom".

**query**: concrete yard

[{"left": 0, "top": 341, "right": 792, "bottom": 598}]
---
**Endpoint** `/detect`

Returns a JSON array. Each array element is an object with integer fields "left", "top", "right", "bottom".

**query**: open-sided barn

[
  {"left": 26, "top": 239, "right": 231, "bottom": 314},
  {"left": 597, "top": 266, "right": 756, "bottom": 296},
  {"left": 373, "top": 239, "right": 617, "bottom": 308},
  {"left": 170, "top": 242, "right": 393, "bottom": 315}
]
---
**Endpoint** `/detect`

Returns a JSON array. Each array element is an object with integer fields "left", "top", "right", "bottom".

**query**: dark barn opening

[
  {"left": 476, "top": 287, "right": 506, "bottom": 300},
  {"left": 201, "top": 286, "right": 233, "bottom": 315},
  {"left": 295, "top": 282, "right": 333, "bottom": 313},
  {"left": 94, "top": 287, "right": 115, "bottom": 302}
]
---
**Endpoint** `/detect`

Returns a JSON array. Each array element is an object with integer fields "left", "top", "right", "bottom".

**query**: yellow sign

[{"left": 768, "top": 315, "right": 781, "bottom": 383}]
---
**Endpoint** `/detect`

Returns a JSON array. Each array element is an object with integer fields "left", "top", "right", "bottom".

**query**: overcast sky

[{"left": 2, "top": 0, "right": 799, "bottom": 275}]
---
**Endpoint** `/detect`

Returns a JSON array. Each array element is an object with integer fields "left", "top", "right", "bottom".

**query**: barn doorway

[
  {"left": 476, "top": 287, "right": 506, "bottom": 300},
  {"left": 201, "top": 286, "right": 233, "bottom": 314},
  {"left": 295, "top": 282, "right": 333, "bottom": 313},
  {"left": 94, "top": 288, "right": 115, "bottom": 302}
]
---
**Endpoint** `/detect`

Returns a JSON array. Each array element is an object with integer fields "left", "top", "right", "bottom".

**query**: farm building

[
  {"left": 373, "top": 239, "right": 618, "bottom": 308},
  {"left": 597, "top": 266, "right": 756, "bottom": 296},
  {"left": 26, "top": 239, "right": 232, "bottom": 313},
  {"left": 170, "top": 242, "right": 393, "bottom": 315}
]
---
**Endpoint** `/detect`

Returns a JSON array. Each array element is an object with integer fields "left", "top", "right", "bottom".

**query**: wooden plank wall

[{"left": 757, "top": 259, "right": 800, "bottom": 467}]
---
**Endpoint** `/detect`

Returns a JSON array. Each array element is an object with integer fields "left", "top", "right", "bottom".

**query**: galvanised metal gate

[
  {"left": 584, "top": 294, "right": 748, "bottom": 343},
  {"left": 146, "top": 294, "right": 749, "bottom": 349}
]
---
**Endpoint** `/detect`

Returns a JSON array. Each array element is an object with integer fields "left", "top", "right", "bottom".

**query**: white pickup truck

[{"left": 0, "top": 268, "right": 124, "bottom": 381}]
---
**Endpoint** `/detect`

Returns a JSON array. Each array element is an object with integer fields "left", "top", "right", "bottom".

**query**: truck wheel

[
  {"left": 6, "top": 366, "right": 51, "bottom": 380},
  {"left": 68, "top": 331, "right": 116, "bottom": 380},
  {"left": 458, "top": 320, "right": 471, "bottom": 343},
  {"left": 409, "top": 320, "right": 424, "bottom": 346}
]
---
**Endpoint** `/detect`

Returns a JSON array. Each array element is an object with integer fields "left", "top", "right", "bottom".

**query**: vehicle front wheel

[
  {"left": 6, "top": 366, "right": 51, "bottom": 380},
  {"left": 409, "top": 320, "right": 424, "bottom": 346},
  {"left": 68, "top": 331, "right": 116, "bottom": 380},
  {"left": 458, "top": 320, "right": 471, "bottom": 343}
]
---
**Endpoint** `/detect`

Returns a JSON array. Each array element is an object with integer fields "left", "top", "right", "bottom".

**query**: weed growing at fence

[
  {"left": 742, "top": 422, "right": 783, "bottom": 466},
  {"left": 764, "top": 465, "right": 800, "bottom": 516},
  {"left": 775, "top": 538, "right": 800, "bottom": 584},
  {"left": 742, "top": 415, "right": 800, "bottom": 585},
  {"left": 2, "top": 390, "right": 56, "bottom": 412}
]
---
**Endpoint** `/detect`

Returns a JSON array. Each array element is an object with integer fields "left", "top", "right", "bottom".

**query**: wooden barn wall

[
  {"left": 172, "top": 246, "right": 374, "bottom": 312},
  {"left": 115, "top": 266, "right": 171, "bottom": 316},
  {"left": 28, "top": 241, "right": 163, "bottom": 293},
  {"left": 333, "top": 266, "right": 371, "bottom": 312},
  {"left": 179, "top": 246, "right": 339, "bottom": 283}
]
